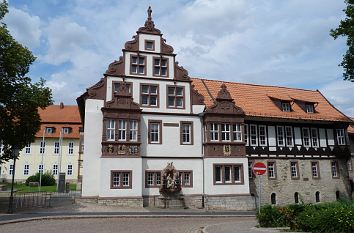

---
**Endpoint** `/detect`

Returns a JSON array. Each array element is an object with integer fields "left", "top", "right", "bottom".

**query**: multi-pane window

[
  {"left": 68, "top": 142, "right": 74, "bottom": 154},
  {"left": 53, "top": 164, "right": 58, "bottom": 176},
  {"left": 311, "top": 128, "right": 319, "bottom": 147},
  {"left": 250, "top": 125, "right": 257, "bottom": 146},
  {"left": 113, "top": 82, "right": 132, "bottom": 95},
  {"left": 221, "top": 124, "right": 231, "bottom": 141},
  {"left": 145, "top": 40, "right": 154, "bottom": 51},
  {"left": 67, "top": 165, "right": 73, "bottom": 175},
  {"left": 25, "top": 143, "right": 31, "bottom": 154},
  {"left": 305, "top": 104, "right": 314, "bottom": 113},
  {"left": 146, "top": 171, "right": 161, "bottom": 187},
  {"left": 311, "top": 162, "right": 319, "bottom": 178},
  {"left": 167, "top": 86, "right": 184, "bottom": 108},
  {"left": 141, "top": 84, "right": 158, "bottom": 107},
  {"left": 244, "top": 124, "right": 248, "bottom": 145},
  {"left": 290, "top": 162, "right": 299, "bottom": 179},
  {"left": 153, "top": 57, "right": 168, "bottom": 76},
  {"left": 111, "top": 171, "right": 132, "bottom": 189},
  {"left": 233, "top": 124, "right": 242, "bottom": 142},
  {"left": 118, "top": 120, "right": 127, "bottom": 141},
  {"left": 149, "top": 121, "right": 161, "bottom": 144},
  {"left": 9, "top": 164, "right": 14, "bottom": 175},
  {"left": 281, "top": 102, "right": 291, "bottom": 112},
  {"left": 23, "top": 164, "right": 29, "bottom": 175},
  {"left": 179, "top": 171, "right": 192, "bottom": 187},
  {"left": 131, "top": 55, "right": 145, "bottom": 75},
  {"left": 40, "top": 141, "right": 46, "bottom": 154},
  {"left": 285, "top": 126, "right": 293, "bottom": 147},
  {"left": 214, "top": 164, "right": 243, "bottom": 184},
  {"left": 106, "top": 119, "right": 115, "bottom": 141},
  {"left": 336, "top": 129, "right": 345, "bottom": 145},
  {"left": 277, "top": 126, "right": 285, "bottom": 146},
  {"left": 129, "top": 120, "right": 138, "bottom": 142},
  {"left": 181, "top": 122, "right": 192, "bottom": 145},
  {"left": 268, "top": 162, "right": 276, "bottom": 179},
  {"left": 259, "top": 125, "right": 267, "bottom": 146},
  {"left": 210, "top": 123, "right": 219, "bottom": 141},
  {"left": 38, "top": 164, "right": 44, "bottom": 174},
  {"left": 331, "top": 161, "right": 339, "bottom": 178},
  {"left": 302, "top": 128, "right": 310, "bottom": 147},
  {"left": 54, "top": 141, "right": 60, "bottom": 154}
]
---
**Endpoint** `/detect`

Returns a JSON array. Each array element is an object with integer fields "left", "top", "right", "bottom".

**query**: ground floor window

[
  {"left": 179, "top": 171, "right": 193, "bottom": 187},
  {"left": 111, "top": 171, "right": 132, "bottom": 189},
  {"left": 271, "top": 193, "right": 276, "bottom": 204},
  {"left": 145, "top": 171, "right": 161, "bottom": 188},
  {"left": 315, "top": 191, "right": 320, "bottom": 202},
  {"left": 213, "top": 164, "right": 243, "bottom": 185}
]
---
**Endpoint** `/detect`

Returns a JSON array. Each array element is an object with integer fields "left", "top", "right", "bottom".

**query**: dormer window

[
  {"left": 130, "top": 55, "right": 146, "bottom": 75},
  {"left": 145, "top": 40, "right": 155, "bottom": 51},
  {"left": 281, "top": 102, "right": 291, "bottom": 112},
  {"left": 45, "top": 127, "right": 54, "bottom": 134},
  {"left": 62, "top": 127, "right": 71, "bottom": 134},
  {"left": 305, "top": 103, "right": 314, "bottom": 113}
]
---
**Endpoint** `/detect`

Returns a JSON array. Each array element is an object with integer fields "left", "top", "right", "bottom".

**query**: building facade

[
  {"left": 0, "top": 104, "right": 82, "bottom": 183},
  {"left": 77, "top": 7, "right": 352, "bottom": 209}
]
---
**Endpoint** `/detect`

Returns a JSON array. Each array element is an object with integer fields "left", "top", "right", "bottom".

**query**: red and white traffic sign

[{"left": 253, "top": 162, "right": 267, "bottom": 176}]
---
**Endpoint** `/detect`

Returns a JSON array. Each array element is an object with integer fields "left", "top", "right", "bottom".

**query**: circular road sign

[{"left": 253, "top": 162, "right": 267, "bottom": 176}]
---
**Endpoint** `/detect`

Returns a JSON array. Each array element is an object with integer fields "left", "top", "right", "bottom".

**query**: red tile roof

[
  {"left": 36, "top": 105, "right": 81, "bottom": 139},
  {"left": 348, "top": 118, "right": 354, "bottom": 134},
  {"left": 192, "top": 78, "right": 351, "bottom": 123}
]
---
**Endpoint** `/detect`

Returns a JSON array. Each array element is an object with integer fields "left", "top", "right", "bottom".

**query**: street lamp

[{"left": 8, "top": 146, "right": 19, "bottom": 214}]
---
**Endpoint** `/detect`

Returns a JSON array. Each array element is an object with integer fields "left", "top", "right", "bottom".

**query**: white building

[{"left": 0, "top": 104, "right": 82, "bottom": 183}]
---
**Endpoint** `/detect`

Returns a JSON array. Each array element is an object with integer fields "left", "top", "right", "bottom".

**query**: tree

[
  {"left": 330, "top": 0, "right": 354, "bottom": 82},
  {"left": 0, "top": 1, "right": 53, "bottom": 162}
]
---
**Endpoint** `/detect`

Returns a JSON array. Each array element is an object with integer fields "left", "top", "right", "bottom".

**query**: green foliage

[
  {"left": 25, "top": 172, "right": 56, "bottom": 186},
  {"left": 256, "top": 205, "right": 286, "bottom": 227},
  {"left": 330, "top": 0, "right": 354, "bottom": 81},
  {"left": 0, "top": 0, "right": 53, "bottom": 162}
]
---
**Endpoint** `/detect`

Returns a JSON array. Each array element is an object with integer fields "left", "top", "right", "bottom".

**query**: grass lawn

[{"left": 4, "top": 183, "right": 77, "bottom": 193}]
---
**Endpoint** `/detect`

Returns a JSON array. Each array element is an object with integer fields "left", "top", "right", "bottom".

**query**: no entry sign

[{"left": 253, "top": 162, "right": 267, "bottom": 176}]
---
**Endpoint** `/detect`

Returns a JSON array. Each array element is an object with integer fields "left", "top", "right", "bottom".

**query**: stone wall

[
  {"left": 205, "top": 195, "right": 256, "bottom": 210},
  {"left": 143, "top": 195, "right": 203, "bottom": 209},
  {"left": 97, "top": 197, "right": 143, "bottom": 208},
  {"left": 249, "top": 158, "right": 351, "bottom": 206}
]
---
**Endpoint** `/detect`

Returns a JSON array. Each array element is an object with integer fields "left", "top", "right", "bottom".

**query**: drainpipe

[{"left": 199, "top": 112, "right": 205, "bottom": 208}]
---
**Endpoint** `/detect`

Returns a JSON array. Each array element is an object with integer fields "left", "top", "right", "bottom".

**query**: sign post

[{"left": 252, "top": 162, "right": 267, "bottom": 213}]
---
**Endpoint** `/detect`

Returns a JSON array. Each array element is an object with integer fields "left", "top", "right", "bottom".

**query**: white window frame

[
  {"left": 68, "top": 142, "right": 74, "bottom": 154},
  {"left": 285, "top": 126, "right": 293, "bottom": 147},
  {"left": 54, "top": 141, "right": 60, "bottom": 154},
  {"left": 107, "top": 119, "right": 116, "bottom": 141},
  {"left": 129, "top": 120, "right": 138, "bottom": 142},
  {"left": 259, "top": 125, "right": 267, "bottom": 146},
  {"left": 290, "top": 162, "right": 299, "bottom": 178},
  {"left": 311, "top": 128, "right": 319, "bottom": 148},
  {"left": 9, "top": 164, "right": 14, "bottom": 175},
  {"left": 62, "top": 127, "right": 70, "bottom": 134},
  {"left": 336, "top": 129, "right": 345, "bottom": 145},
  {"left": 53, "top": 164, "right": 58, "bottom": 176},
  {"left": 250, "top": 124, "right": 258, "bottom": 146},
  {"left": 277, "top": 126, "right": 285, "bottom": 147},
  {"left": 118, "top": 120, "right": 127, "bottom": 141},
  {"left": 302, "top": 128, "right": 310, "bottom": 147},
  {"left": 67, "top": 165, "right": 73, "bottom": 176},
  {"left": 281, "top": 102, "right": 291, "bottom": 112},
  {"left": 149, "top": 122, "right": 161, "bottom": 144},
  {"left": 233, "top": 124, "right": 242, "bottom": 142},
  {"left": 268, "top": 162, "right": 276, "bottom": 179},
  {"left": 215, "top": 165, "right": 223, "bottom": 184},
  {"left": 244, "top": 124, "right": 249, "bottom": 146},
  {"left": 181, "top": 122, "right": 192, "bottom": 145},
  {"left": 221, "top": 124, "right": 231, "bottom": 142},
  {"left": 38, "top": 164, "right": 44, "bottom": 174},
  {"left": 331, "top": 161, "right": 339, "bottom": 178},
  {"left": 311, "top": 162, "right": 319, "bottom": 178},
  {"left": 40, "top": 141, "right": 46, "bottom": 154},
  {"left": 45, "top": 127, "right": 54, "bottom": 134},
  {"left": 25, "top": 143, "right": 31, "bottom": 154},
  {"left": 210, "top": 123, "right": 219, "bottom": 142},
  {"left": 23, "top": 164, "right": 29, "bottom": 175},
  {"left": 305, "top": 104, "right": 314, "bottom": 113}
]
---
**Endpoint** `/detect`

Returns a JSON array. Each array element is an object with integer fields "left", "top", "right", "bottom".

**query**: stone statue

[{"left": 160, "top": 162, "right": 181, "bottom": 194}]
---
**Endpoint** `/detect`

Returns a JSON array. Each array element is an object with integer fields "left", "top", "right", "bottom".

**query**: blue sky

[{"left": 4, "top": 0, "right": 354, "bottom": 116}]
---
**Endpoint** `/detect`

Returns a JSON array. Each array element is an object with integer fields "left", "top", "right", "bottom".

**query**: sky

[{"left": 3, "top": 0, "right": 354, "bottom": 116}]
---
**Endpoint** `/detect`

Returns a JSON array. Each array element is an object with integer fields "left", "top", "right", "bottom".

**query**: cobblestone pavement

[{"left": 0, "top": 217, "right": 284, "bottom": 233}]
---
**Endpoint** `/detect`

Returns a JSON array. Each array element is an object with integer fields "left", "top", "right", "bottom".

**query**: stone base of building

[
  {"left": 78, "top": 197, "right": 143, "bottom": 208},
  {"left": 143, "top": 195, "right": 203, "bottom": 209},
  {"left": 204, "top": 194, "right": 256, "bottom": 211}
]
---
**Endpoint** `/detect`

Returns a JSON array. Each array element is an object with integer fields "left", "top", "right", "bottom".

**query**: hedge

[{"left": 25, "top": 172, "right": 56, "bottom": 186}]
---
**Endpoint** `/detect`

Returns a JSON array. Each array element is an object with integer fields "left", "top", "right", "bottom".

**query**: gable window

[
  {"left": 153, "top": 57, "right": 168, "bottom": 77},
  {"left": 145, "top": 40, "right": 155, "bottom": 51},
  {"left": 118, "top": 120, "right": 127, "bottom": 141},
  {"left": 113, "top": 82, "right": 132, "bottom": 96},
  {"left": 311, "top": 161, "right": 319, "bottom": 178},
  {"left": 68, "top": 142, "right": 74, "bottom": 154},
  {"left": 130, "top": 55, "right": 145, "bottom": 75},
  {"left": 141, "top": 84, "right": 158, "bottom": 107},
  {"left": 40, "top": 141, "right": 46, "bottom": 154},
  {"left": 53, "top": 164, "right": 58, "bottom": 175},
  {"left": 106, "top": 119, "right": 115, "bottom": 141},
  {"left": 268, "top": 161, "right": 276, "bottom": 179},
  {"left": 210, "top": 123, "right": 219, "bottom": 141},
  {"left": 148, "top": 121, "right": 161, "bottom": 144},
  {"left": 244, "top": 124, "right": 249, "bottom": 145},
  {"left": 145, "top": 171, "right": 161, "bottom": 188},
  {"left": 259, "top": 125, "right": 267, "bottom": 146},
  {"left": 250, "top": 124, "right": 258, "bottom": 146},
  {"left": 38, "top": 164, "right": 44, "bottom": 174},
  {"left": 67, "top": 165, "right": 73, "bottom": 176},
  {"left": 302, "top": 128, "right": 310, "bottom": 147},
  {"left": 336, "top": 129, "right": 345, "bottom": 145},
  {"left": 54, "top": 141, "right": 60, "bottom": 154},
  {"left": 290, "top": 161, "right": 299, "bottom": 179},
  {"left": 23, "top": 164, "right": 29, "bottom": 176},
  {"left": 277, "top": 126, "right": 285, "bottom": 146},
  {"left": 233, "top": 124, "right": 242, "bottom": 142},
  {"left": 179, "top": 171, "right": 193, "bottom": 187},
  {"left": 281, "top": 102, "right": 291, "bottom": 112},
  {"left": 311, "top": 128, "right": 319, "bottom": 147},
  {"left": 181, "top": 122, "right": 193, "bottom": 145},
  {"left": 45, "top": 127, "right": 54, "bottom": 134},
  {"left": 111, "top": 171, "right": 132, "bottom": 189},
  {"left": 331, "top": 161, "right": 339, "bottom": 178},
  {"left": 285, "top": 126, "right": 293, "bottom": 147},
  {"left": 25, "top": 143, "right": 31, "bottom": 154},
  {"left": 214, "top": 164, "right": 243, "bottom": 185},
  {"left": 167, "top": 86, "right": 184, "bottom": 108},
  {"left": 305, "top": 104, "right": 314, "bottom": 113},
  {"left": 221, "top": 124, "right": 231, "bottom": 141},
  {"left": 129, "top": 120, "right": 138, "bottom": 142}
]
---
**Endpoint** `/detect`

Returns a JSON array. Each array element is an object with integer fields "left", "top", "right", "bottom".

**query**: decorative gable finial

[
  {"left": 144, "top": 6, "right": 155, "bottom": 31},
  {"left": 147, "top": 6, "right": 152, "bottom": 21},
  {"left": 216, "top": 83, "right": 233, "bottom": 101}
]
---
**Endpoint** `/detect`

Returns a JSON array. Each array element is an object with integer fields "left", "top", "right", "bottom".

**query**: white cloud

[{"left": 4, "top": 7, "right": 41, "bottom": 49}]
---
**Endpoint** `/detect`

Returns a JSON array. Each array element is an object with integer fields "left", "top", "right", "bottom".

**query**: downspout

[{"left": 199, "top": 112, "right": 205, "bottom": 208}]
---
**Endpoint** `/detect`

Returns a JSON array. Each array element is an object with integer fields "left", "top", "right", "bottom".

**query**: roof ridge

[{"left": 191, "top": 77, "right": 319, "bottom": 93}]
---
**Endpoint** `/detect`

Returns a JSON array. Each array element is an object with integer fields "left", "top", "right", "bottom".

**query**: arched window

[
  {"left": 336, "top": 191, "right": 340, "bottom": 200},
  {"left": 271, "top": 193, "right": 276, "bottom": 205},
  {"left": 294, "top": 192, "right": 299, "bottom": 204},
  {"left": 315, "top": 191, "right": 320, "bottom": 203}
]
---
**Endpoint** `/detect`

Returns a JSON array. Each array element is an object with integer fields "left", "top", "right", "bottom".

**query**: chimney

[{"left": 60, "top": 102, "right": 64, "bottom": 109}]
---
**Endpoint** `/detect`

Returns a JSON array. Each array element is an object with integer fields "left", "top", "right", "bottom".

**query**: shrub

[
  {"left": 256, "top": 205, "right": 286, "bottom": 227},
  {"left": 25, "top": 172, "right": 56, "bottom": 186}
]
